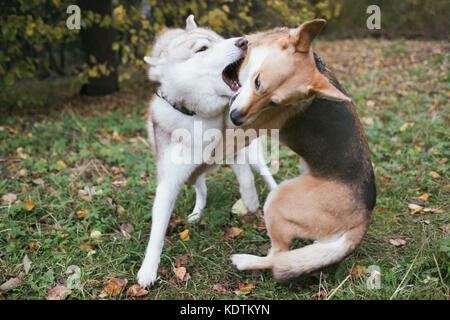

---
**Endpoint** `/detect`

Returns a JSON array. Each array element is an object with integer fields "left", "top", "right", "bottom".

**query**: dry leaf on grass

[
  {"left": 408, "top": 203, "right": 423, "bottom": 214},
  {"left": 212, "top": 284, "right": 228, "bottom": 294},
  {"left": 428, "top": 171, "right": 441, "bottom": 179},
  {"left": 351, "top": 265, "right": 368, "bottom": 279},
  {"left": 179, "top": 229, "right": 190, "bottom": 241},
  {"left": 46, "top": 285, "right": 71, "bottom": 300},
  {"left": 76, "top": 209, "right": 90, "bottom": 219},
  {"left": 225, "top": 227, "right": 244, "bottom": 240},
  {"left": 23, "top": 255, "right": 32, "bottom": 274},
  {"left": 120, "top": 223, "right": 134, "bottom": 239},
  {"left": 175, "top": 255, "right": 188, "bottom": 268},
  {"left": 90, "top": 230, "right": 102, "bottom": 239},
  {"left": 173, "top": 267, "right": 187, "bottom": 282},
  {"left": 0, "top": 275, "right": 22, "bottom": 292},
  {"left": 32, "top": 178, "right": 44, "bottom": 185},
  {"left": 24, "top": 199, "right": 35, "bottom": 211},
  {"left": 99, "top": 278, "right": 128, "bottom": 297},
  {"left": 234, "top": 282, "right": 256, "bottom": 295},
  {"left": 126, "top": 284, "right": 148, "bottom": 297},
  {"left": 29, "top": 241, "right": 40, "bottom": 250},
  {"left": 2, "top": 193, "right": 17, "bottom": 205},
  {"left": 231, "top": 199, "right": 248, "bottom": 215},
  {"left": 389, "top": 239, "right": 407, "bottom": 247},
  {"left": 311, "top": 290, "right": 327, "bottom": 299}
]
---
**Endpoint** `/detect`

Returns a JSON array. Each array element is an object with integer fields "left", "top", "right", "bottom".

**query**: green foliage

[{"left": 1, "top": 0, "right": 340, "bottom": 107}]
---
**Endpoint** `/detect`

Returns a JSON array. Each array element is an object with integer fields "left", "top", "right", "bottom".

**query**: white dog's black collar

[{"left": 155, "top": 89, "right": 196, "bottom": 116}]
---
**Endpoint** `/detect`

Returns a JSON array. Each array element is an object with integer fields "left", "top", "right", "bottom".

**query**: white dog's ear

[
  {"left": 144, "top": 56, "right": 159, "bottom": 66},
  {"left": 144, "top": 56, "right": 164, "bottom": 81},
  {"left": 186, "top": 14, "right": 197, "bottom": 31}
]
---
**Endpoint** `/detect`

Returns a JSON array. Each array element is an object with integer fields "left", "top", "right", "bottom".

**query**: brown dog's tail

[{"left": 271, "top": 224, "right": 367, "bottom": 281}]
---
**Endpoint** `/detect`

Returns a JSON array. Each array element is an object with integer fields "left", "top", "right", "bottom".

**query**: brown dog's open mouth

[{"left": 222, "top": 58, "right": 244, "bottom": 91}]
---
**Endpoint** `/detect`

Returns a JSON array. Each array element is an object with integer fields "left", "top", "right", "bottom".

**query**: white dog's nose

[{"left": 235, "top": 38, "right": 248, "bottom": 51}]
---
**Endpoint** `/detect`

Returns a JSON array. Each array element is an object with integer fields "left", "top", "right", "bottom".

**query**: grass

[{"left": 0, "top": 39, "right": 449, "bottom": 300}]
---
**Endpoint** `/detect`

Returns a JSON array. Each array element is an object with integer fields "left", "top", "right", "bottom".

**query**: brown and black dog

[{"left": 228, "top": 19, "right": 376, "bottom": 280}]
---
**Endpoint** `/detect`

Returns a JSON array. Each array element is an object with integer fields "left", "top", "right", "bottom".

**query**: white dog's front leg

[
  {"left": 231, "top": 162, "right": 259, "bottom": 213},
  {"left": 248, "top": 139, "right": 277, "bottom": 191},
  {"left": 137, "top": 159, "right": 196, "bottom": 288},
  {"left": 137, "top": 180, "right": 181, "bottom": 287},
  {"left": 188, "top": 173, "right": 207, "bottom": 222}
]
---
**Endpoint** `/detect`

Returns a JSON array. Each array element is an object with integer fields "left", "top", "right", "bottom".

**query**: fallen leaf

[
  {"left": 76, "top": 209, "right": 90, "bottom": 219},
  {"left": 242, "top": 214, "right": 255, "bottom": 224},
  {"left": 231, "top": 199, "right": 248, "bottom": 215},
  {"left": 126, "top": 284, "right": 149, "bottom": 297},
  {"left": 311, "top": 290, "right": 327, "bottom": 299},
  {"left": 160, "top": 265, "right": 169, "bottom": 276},
  {"left": 29, "top": 242, "right": 40, "bottom": 250},
  {"left": 234, "top": 282, "right": 255, "bottom": 295},
  {"left": 175, "top": 255, "right": 188, "bottom": 268},
  {"left": 389, "top": 239, "right": 407, "bottom": 247},
  {"left": 2, "top": 193, "right": 17, "bottom": 205},
  {"left": 18, "top": 168, "right": 27, "bottom": 176},
  {"left": 80, "top": 195, "right": 91, "bottom": 202},
  {"left": 0, "top": 276, "right": 22, "bottom": 292},
  {"left": 429, "top": 171, "right": 441, "bottom": 179},
  {"left": 422, "top": 208, "right": 444, "bottom": 214},
  {"left": 46, "top": 285, "right": 71, "bottom": 300},
  {"left": 254, "top": 221, "right": 266, "bottom": 231},
  {"left": 100, "top": 278, "right": 128, "bottom": 297},
  {"left": 173, "top": 267, "right": 187, "bottom": 282},
  {"left": 225, "top": 227, "right": 244, "bottom": 240},
  {"left": 32, "top": 178, "right": 44, "bottom": 185},
  {"left": 408, "top": 203, "right": 423, "bottom": 214},
  {"left": 399, "top": 122, "right": 414, "bottom": 132},
  {"left": 23, "top": 255, "right": 32, "bottom": 274},
  {"left": 120, "top": 223, "right": 133, "bottom": 239},
  {"left": 379, "top": 175, "right": 391, "bottom": 185},
  {"left": 90, "top": 230, "right": 102, "bottom": 239},
  {"left": 65, "top": 265, "right": 81, "bottom": 290},
  {"left": 418, "top": 194, "right": 429, "bottom": 202},
  {"left": 213, "top": 284, "right": 228, "bottom": 294},
  {"left": 438, "top": 158, "right": 448, "bottom": 166},
  {"left": 80, "top": 241, "right": 93, "bottom": 253},
  {"left": 169, "top": 216, "right": 185, "bottom": 229},
  {"left": 351, "top": 265, "right": 368, "bottom": 279},
  {"left": 179, "top": 229, "right": 190, "bottom": 241},
  {"left": 56, "top": 160, "right": 67, "bottom": 170},
  {"left": 24, "top": 200, "right": 35, "bottom": 211}
]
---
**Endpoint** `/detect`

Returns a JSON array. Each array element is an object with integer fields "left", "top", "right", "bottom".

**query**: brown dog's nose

[{"left": 235, "top": 38, "right": 248, "bottom": 51}]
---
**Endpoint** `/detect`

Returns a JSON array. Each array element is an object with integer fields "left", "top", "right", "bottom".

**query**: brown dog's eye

[
  {"left": 254, "top": 74, "right": 261, "bottom": 90},
  {"left": 196, "top": 46, "right": 208, "bottom": 53}
]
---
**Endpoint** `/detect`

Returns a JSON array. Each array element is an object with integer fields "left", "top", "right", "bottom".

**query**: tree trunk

[{"left": 78, "top": 0, "right": 118, "bottom": 96}]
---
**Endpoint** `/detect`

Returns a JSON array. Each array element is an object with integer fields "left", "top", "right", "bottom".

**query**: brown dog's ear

[
  {"left": 293, "top": 19, "right": 327, "bottom": 53},
  {"left": 308, "top": 74, "right": 351, "bottom": 102}
]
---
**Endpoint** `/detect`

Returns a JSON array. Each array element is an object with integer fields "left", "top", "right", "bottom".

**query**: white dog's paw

[
  {"left": 242, "top": 196, "right": 259, "bottom": 213},
  {"left": 231, "top": 254, "right": 260, "bottom": 270},
  {"left": 137, "top": 264, "right": 158, "bottom": 288},
  {"left": 187, "top": 210, "right": 201, "bottom": 222}
]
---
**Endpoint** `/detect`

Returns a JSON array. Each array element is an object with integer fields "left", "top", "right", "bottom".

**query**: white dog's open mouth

[{"left": 222, "top": 58, "right": 244, "bottom": 91}]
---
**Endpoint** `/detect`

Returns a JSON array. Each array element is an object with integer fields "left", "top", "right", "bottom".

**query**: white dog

[{"left": 137, "top": 15, "right": 277, "bottom": 287}]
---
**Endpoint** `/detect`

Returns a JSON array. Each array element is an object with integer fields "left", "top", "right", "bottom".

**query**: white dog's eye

[{"left": 195, "top": 45, "right": 208, "bottom": 53}]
